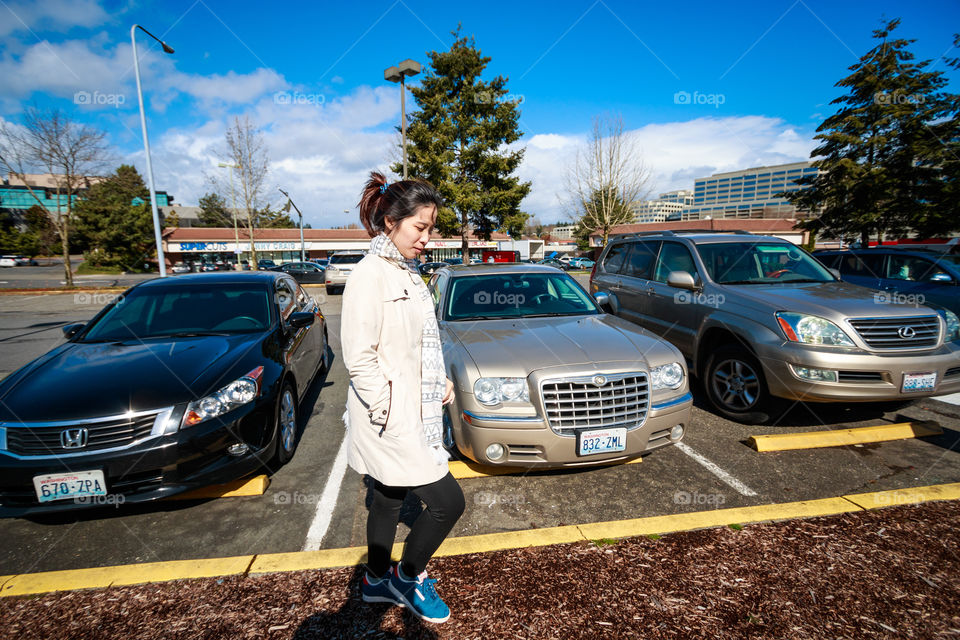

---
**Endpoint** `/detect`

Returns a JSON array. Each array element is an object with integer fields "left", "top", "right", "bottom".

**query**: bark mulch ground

[{"left": 2, "top": 500, "right": 959, "bottom": 639}]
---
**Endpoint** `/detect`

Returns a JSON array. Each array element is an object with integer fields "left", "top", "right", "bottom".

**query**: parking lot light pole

[
  {"left": 131, "top": 24, "right": 174, "bottom": 277},
  {"left": 384, "top": 59, "right": 421, "bottom": 180},
  {"left": 278, "top": 188, "right": 305, "bottom": 262},
  {"left": 218, "top": 162, "right": 241, "bottom": 269}
]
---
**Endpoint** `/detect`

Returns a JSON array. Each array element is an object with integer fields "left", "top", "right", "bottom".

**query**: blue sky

[{"left": 1, "top": 0, "right": 958, "bottom": 226}]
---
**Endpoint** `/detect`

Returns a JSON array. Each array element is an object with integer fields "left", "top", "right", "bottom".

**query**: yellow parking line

[
  {"left": 747, "top": 421, "right": 942, "bottom": 452},
  {"left": 843, "top": 483, "right": 960, "bottom": 510},
  {"left": 4, "top": 481, "right": 959, "bottom": 598},
  {"left": 448, "top": 457, "right": 641, "bottom": 479},
  {"left": 0, "top": 556, "right": 253, "bottom": 597},
  {"left": 166, "top": 475, "right": 270, "bottom": 500}
]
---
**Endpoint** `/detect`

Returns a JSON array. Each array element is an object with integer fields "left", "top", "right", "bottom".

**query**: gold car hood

[{"left": 441, "top": 313, "right": 678, "bottom": 376}]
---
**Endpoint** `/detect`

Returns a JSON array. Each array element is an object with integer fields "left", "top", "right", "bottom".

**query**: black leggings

[{"left": 366, "top": 471, "right": 465, "bottom": 579}]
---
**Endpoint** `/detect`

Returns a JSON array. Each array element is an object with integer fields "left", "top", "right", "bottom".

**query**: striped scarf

[{"left": 369, "top": 233, "right": 449, "bottom": 465}]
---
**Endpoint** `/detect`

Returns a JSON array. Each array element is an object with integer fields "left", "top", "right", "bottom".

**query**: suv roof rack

[
  {"left": 610, "top": 230, "right": 676, "bottom": 239},
  {"left": 670, "top": 229, "right": 754, "bottom": 235}
]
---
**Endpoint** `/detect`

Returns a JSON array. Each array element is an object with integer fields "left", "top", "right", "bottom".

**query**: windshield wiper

[
  {"left": 451, "top": 315, "right": 516, "bottom": 321},
  {"left": 146, "top": 331, "right": 233, "bottom": 338},
  {"left": 720, "top": 280, "right": 762, "bottom": 285}
]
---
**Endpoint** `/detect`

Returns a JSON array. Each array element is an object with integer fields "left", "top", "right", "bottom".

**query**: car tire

[
  {"left": 271, "top": 382, "right": 299, "bottom": 467},
  {"left": 704, "top": 345, "right": 782, "bottom": 424}
]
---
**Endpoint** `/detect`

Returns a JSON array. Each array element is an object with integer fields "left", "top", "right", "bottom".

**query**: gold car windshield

[{"left": 443, "top": 273, "right": 600, "bottom": 321}]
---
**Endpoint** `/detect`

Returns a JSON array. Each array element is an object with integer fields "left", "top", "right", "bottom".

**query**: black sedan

[
  {"left": 0, "top": 272, "right": 328, "bottom": 517},
  {"left": 418, "top": 261, "right": 449, "bottom": 276},
  {"left": 275, "top": 261, "right": 326, "bottom": 284}
]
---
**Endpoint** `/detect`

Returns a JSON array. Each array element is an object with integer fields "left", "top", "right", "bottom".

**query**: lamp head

[{"left": 161, "top": 42, "right": 174, "bottom": 54}]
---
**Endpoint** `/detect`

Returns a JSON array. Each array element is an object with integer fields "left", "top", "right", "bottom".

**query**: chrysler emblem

[
  {"left": 897, "top": 326, "right": 916, "bottom": 339},
  {"left": 61, "top": 428, "right": 89, "bottom": 449},
  {"left": 593, "top": 375, "right": 608, "bottom": 387}
]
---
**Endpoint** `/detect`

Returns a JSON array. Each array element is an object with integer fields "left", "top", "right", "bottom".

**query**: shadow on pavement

[{"left": 291, "top": 565, "right": 439, "bottom": 640}]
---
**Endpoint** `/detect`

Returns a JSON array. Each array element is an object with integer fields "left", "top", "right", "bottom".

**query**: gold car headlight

[
  {"left": 651, "top": 362, "right": 684, "bottom": 390},
  {"left": 474, "top": 377, "right": 530, "bottom": 406}
]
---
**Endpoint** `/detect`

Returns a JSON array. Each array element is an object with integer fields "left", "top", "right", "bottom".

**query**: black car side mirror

[
  {"left": 62, "top": 323, "right": 85, "bottom": 339},
  {"left": 287, "top": 312, "right": 315, "bottom": 329}
]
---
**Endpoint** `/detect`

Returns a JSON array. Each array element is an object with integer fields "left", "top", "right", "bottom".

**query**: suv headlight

[
  {"left": 940, "top": 309, "right": 960, "bottom": 342},
  {"left": 651, "top": 362, "right": 684, "bottom": 390},
  {"left": 183, "top": 366, "right": 264, "bottom": 427},
  {"left": 474, "top": 377, "right": 530, "bottom": 406},
  {"left": 776, "top": 312, "right": 855, "bottom": 347}
]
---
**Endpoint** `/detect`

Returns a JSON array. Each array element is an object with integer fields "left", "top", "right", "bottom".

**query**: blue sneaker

[
  {"left": 361, "top": 571, "right": 405, "bottom": 607},
  {"left": 387, "top": 565, "right": 450, "bottom": 623}
]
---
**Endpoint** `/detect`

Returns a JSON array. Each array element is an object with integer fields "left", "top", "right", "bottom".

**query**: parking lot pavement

[{"left": 0, "top": 286, "right": 959, "bottom": 578}]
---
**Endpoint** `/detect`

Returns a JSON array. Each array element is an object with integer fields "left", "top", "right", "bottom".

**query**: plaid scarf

[{"left": 369, "top": 233, "right": 449, "bottom": 464}]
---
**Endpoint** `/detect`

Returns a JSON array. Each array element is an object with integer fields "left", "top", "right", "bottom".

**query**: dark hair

[{"left": 357, "top": 171, "right": 444, "bottom": 238}]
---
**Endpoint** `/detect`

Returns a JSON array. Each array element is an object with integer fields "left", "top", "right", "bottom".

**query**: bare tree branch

[
  {"left": 0, "top": 107, "right": 110, "bottom": 286},
  {"left": 564, "top": 114, "right": 653, "bottom": 247}
]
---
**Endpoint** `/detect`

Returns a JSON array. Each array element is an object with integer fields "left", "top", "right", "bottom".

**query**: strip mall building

[{"left": 161, "top": 227, "right": 521, "bottom": 266}]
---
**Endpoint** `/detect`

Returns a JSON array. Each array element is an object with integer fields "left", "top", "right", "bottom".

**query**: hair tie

[{"left": 379, "top": 182, "right": 390, "bottom": 194}]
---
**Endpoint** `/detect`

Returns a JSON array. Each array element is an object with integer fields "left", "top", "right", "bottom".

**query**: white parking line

[
  {"left": 301, "top": 432, "right": 350, "bottom": 551},
  {"left": 675, "top": 441, "right": 758, "bottom": 497},
  {"left": 935, "top": 392, "right": 960, "bottom": 406}
]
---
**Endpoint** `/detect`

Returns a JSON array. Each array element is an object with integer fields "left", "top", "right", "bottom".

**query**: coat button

[{"left": 381, "top": 410, "right": 387, "bottom": 415}]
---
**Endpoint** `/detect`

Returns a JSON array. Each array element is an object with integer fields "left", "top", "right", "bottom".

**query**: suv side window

[
  {"left": 887, "top": 255, "right": 949, "bottom": 282},
  {"left": 622, "top": 241, "right": 660, "bottom": 279},
  {"left": 653, "top": 242, "right": 697, "bottom": 283},
  {"left": 838, "top": 253, "right": 883, "bottom": 278},
  {"left": 601, "top": 242, "right": 630, "bottom": 274}
]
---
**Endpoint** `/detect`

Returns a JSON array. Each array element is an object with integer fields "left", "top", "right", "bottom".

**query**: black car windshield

[
  {"left": 698, "top": 242, "right": 835, "bottom": 284},
  {"left": 80, "top": 283, "right": 275, "bottom": 342},
  {"left": 444, "top": 273, "right": 600, "bottom": 320}
]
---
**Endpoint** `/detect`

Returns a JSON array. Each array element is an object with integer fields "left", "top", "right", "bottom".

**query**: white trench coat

[{"left": 340, "top": 253, "right": 449, "bottom": 487}]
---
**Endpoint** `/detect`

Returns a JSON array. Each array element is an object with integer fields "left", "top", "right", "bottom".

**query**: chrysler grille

[
  {"left": 5, "top": 412, "right": 160, "bottom": 456},
  {"left": 847, "top": 316, "right": 940, "bottom": 349},
  {"left": 541, "top": 372, "right": 649, "bottom": 436}
]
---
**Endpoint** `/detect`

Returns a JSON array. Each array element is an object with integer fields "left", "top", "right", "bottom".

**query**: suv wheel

[{"left": 704, "top": 345, "right": 781, "bottom": 424}]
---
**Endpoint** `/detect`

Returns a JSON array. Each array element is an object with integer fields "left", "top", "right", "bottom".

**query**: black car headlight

[{"left": 182, "top": 366, "right": 264, "bottom": 428}]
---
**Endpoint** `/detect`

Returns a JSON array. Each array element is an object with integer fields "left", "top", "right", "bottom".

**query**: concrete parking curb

[
  {"left": 748, "top": 421, "right": 943, "bottom": 452},
  {"left": 2, "top": 481, "right": 958, "bottom": 598}
]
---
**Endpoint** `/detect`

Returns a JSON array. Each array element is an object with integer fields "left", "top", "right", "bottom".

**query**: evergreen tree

[
  {"left": 197, "top": 192, "right": 233, "bottom": 227},
  {"left": 74, "top": 165, "right": 157, "bottom": 271},
  {"left": 785, "top": 19, "right": 955, "bottom": 245},
  {"left": 396, "top": 26, "right": 531, "bottom": 257}
]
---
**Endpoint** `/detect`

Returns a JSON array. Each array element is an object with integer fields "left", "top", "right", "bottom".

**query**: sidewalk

[{"left": 1, "top": 497, "right": 958, "bottom": 639}]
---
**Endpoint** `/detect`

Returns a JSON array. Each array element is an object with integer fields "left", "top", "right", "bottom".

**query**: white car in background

[
  {"left": 324, "top": 250, "right": 366, "bottom": 295},
  {"left": 0, "top": 256, "right": 17, "bottom": 268}
]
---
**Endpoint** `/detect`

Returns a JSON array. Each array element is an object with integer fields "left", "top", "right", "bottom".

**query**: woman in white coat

[{"left": 341, "top": 171, "right": 464, "bottom": 624}]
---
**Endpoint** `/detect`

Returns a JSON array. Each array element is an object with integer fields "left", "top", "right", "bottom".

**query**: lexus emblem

[
  {"left": 61, "top": 428, "right": 88, "bottom": 449},
  {"left": 593, "top": 375, "right": 607, "bottom": 387},
  {"left": 898, "top": 326, "right": 916, "bottom": 339}
]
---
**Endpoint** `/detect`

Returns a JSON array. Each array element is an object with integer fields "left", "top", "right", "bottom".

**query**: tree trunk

[
  {"left": 860, "top": 230, "right": 870, "bottom": 248},
  {"left": 247, "top": 211, "right": 257, "bottom": 269},
  {"left": 61, "top": 213, "right": 73, "bottom": 287}
]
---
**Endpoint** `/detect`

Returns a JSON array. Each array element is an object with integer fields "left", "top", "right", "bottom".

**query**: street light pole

[
  {"left": 131, "top": 24, "right": 174, "bottom": 277},
  {"left": 278, "top": 188, "right": 305, "bottom": 262},
  {"left": 384, "top": 59, "right": 421, "bottom": 180},
  {"left": 218, "top": 162, "right": 241, "bottom": 269}
]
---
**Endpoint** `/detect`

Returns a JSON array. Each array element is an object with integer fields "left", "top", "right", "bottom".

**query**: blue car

[{"left": 815, "top": 249, "right": 960, "bottom": 315}]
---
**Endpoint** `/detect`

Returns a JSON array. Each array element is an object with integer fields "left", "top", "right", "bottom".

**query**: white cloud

[
  {"left": 0, "top": 0, "right": 110, "bottom": 38},
  {"left": 516, "top": 115, "right": 816, "bottom": 223}
]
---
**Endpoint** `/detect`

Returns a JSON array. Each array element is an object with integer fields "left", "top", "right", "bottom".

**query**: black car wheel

[
  {"left": 704, "top": 345, "right": 781, "bottom": 424},
  {"left": 272, "top": 382, "right": 299, "bottom": 466}
]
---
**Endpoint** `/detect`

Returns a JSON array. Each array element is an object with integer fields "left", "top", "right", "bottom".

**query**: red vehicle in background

[{"left": 481, "top": 250, "right": 520, "bottom": 263}]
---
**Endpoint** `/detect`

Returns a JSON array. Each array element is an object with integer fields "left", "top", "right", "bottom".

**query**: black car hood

[{"left": 0, "top": 333, "right": 268, "bottom": 422}]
